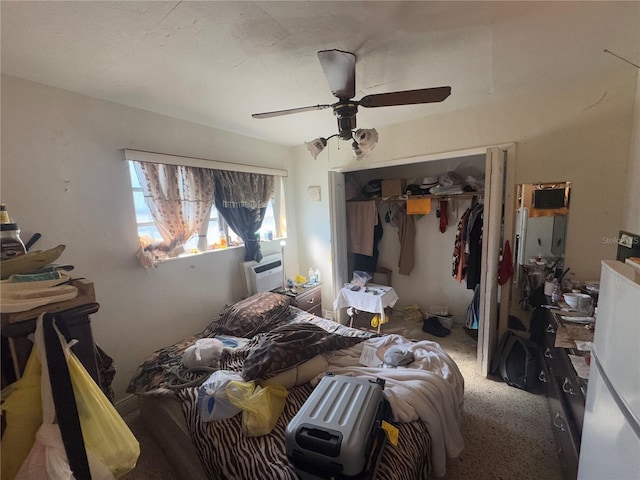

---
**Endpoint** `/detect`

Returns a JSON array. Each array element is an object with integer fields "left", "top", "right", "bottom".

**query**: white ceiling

[{"left": 2, "top": 1, "right": 639, "bottom": 147}]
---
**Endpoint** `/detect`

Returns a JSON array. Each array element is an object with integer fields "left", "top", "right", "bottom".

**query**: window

[{"left": 127, "top": 159, "right": 286, "bottom": 257}]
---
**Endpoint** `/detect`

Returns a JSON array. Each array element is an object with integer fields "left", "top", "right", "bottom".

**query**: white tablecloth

[{"left": 333, "top": 284, "right": 399, "bottom": 323}]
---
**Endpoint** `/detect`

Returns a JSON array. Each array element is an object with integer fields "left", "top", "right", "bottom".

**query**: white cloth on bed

[{"left": 318, "top": 334, "right": 464, "bottom": 478}]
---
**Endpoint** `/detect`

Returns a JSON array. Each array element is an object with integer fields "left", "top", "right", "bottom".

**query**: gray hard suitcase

[{"left": 285, "top": 373, "right": 387, "bottom": 479}]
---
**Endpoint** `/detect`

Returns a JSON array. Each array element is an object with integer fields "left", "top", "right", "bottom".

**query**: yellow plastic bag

[
  {"left": 67, "top": 352, "right": 140, "bottom": 478},
  {"left": 2, "top": 314, "right": 139, "bottom": 480},
  {"left": 225, "top": 380, "right": 288, "bottom": 437},
  {"left": 1, "top": 351, "right": 43, "bottom": 480}
]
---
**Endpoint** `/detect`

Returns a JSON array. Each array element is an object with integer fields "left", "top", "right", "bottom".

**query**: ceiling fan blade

[
  {"left": 359, "top": 86, "right": 451, "bottom": 108},
  {"left": 252, "top": 104, "right": 332, "bottom": 119},
  {"left": 318, "top": 49, "right": 356, "bottom": 99}
]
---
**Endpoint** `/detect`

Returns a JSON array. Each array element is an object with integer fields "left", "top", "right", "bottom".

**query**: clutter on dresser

[
  {"left": 0, "top": 224, "right": 110, "bottom": 397},
  {"left": 0, "top": 212, "right": 95, "bottom": 325},
  {"left": 0, "top": 243, "right": 85, "bottom": 315},
  {"left": 0, "top": 243, "right": 67, "bottom": 279}
]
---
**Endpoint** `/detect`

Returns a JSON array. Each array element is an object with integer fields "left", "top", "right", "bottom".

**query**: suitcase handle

[{"left": 296, "top": 424, "right": 342, "bottom": 457}]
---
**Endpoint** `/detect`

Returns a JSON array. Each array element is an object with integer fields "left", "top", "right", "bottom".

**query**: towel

[{"left": 346, "top": 201, "right": 378, "bottom": 256}]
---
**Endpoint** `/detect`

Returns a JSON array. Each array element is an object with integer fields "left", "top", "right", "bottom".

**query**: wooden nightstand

[{"left": 283, "top": 284, "right": 322, "bottom": 317}]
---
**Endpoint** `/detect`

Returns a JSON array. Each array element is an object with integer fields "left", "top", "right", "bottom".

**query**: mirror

[{"left": 510, "top": 182, "right": 571, "bottom": 320}]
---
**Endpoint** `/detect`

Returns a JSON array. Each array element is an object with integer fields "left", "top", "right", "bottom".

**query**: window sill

[{"left": 149, "top": 238, "right": 286, "bottom": 266}]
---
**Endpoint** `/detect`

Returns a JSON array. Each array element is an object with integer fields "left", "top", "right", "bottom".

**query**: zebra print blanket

[
  {"left": 131, "top": 309, "right": 436, "bottom": 479},
  {"left": 175, "top": 310, "right": 432, "bottom": 479},
  {"left": 178, "top": 382, "right": 431, "bottom": 480}
]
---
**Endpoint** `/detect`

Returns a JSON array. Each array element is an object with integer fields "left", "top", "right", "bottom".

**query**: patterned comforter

[{"left": 127, "top": 307, "right": 445, "bottom": 479}]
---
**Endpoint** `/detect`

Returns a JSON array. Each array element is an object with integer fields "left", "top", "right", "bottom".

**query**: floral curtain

[
  {"left": 214, "top": 170, "right": 274, "bottom": 262},
  {"left": 133, "top": 161, "right": 215, "bottom": 266}
]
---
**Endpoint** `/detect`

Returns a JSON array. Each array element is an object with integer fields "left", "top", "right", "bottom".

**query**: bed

[{"left": 127, "top": 292, "right": 464, "bottom": 479}]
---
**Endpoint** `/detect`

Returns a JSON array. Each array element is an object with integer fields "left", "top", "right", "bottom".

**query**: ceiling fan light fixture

[
  {"left": 352, "top": 128, "right": 378, "bottom": 160},
  {"left": 305, "top": 137, "right": 328, "bottom": 159}
]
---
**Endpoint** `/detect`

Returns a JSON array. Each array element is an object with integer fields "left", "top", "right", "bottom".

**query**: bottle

[
  {"left": 0, "top": 204, "right": 9, "bottom": 224},
  {"left": 308, "top": 267, "right": 315, "bottom": 284},
  {"left": 219, "top": 229, "right": 227, "bottom": 249},
  {"left": 315, "top": 268, "right": 321, "bottom": 284},
  {"left": 0, "top": 204, "right": 27, "bottom": 260},
  {"left": 551, "top": 283, "right": 562, "bottom": 304}
]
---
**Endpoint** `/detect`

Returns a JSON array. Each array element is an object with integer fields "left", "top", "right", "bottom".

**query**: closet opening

[{"left": 329, "top": 145, "right": 516, "bottom": 375}]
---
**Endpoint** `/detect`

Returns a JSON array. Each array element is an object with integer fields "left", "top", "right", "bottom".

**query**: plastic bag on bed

[
  {"left": 182, "top": 338, "right": 224, "bottom": 368},
  {"left": 225, "top": 380, "right": 288, "bottom": 436},
  {"left": 197, "top": 370, "right": 243, "bottom": 421}
]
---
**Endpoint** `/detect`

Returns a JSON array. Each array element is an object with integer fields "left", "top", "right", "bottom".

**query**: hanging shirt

[
  {"left": 452, "top": 207, "right": 471, "bottom": 281},
  {"left": 346, "top": 201, "right": 378, "bottom": 256},
  {"left": 466, "top": 205, "right": 484, "bottom": 290},
  {"left": 397, "top": 206, "right": 416, "bottom": 275},
  {"left": 439, "top": 200, "right": 449, "bottom": 233}
]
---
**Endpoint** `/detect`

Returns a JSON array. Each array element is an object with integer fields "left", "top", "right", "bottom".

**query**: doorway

[{"left": 329, "top": 144, "right": 516, "bottom": 375}]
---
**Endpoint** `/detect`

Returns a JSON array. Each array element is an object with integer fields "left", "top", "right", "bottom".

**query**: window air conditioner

[{"left": 239, "top": 253, "right": 283, "bottom": 297}]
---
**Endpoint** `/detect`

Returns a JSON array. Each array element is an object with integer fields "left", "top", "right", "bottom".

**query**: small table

[{"left": 333, "top": 284, "right": 399, "bottom": 334}]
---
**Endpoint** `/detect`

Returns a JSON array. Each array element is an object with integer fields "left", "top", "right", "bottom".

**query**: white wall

[
  {"left": 623, "top": 72, "right": 640, "bottom": 235},
  {"left": 292, "top": 69, "right": 639, "bottom": 307},
  {"left": 1, "top": 75, "right": 299, "bottom": 401}
]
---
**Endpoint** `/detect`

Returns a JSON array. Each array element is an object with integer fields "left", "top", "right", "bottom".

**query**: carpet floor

[{"left": 122, "top": 318, "right": 563, "bottom": 479}]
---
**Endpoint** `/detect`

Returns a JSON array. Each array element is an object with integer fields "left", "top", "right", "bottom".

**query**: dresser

[{"left": 532, "top": 307, "right": 590, "bottom": 479}]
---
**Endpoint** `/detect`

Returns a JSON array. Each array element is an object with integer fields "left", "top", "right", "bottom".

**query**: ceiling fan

[{"left": 252, "top": 49, "right": 452, "bottom": 155}]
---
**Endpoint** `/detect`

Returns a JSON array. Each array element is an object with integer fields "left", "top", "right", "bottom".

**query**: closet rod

[{"left": 371, "top": 192, "right": 483, "bottom": 203}]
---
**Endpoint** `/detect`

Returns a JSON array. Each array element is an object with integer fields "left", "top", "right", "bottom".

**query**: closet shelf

[{"left": 345, "top": 192, "right": 482, "bottom": 203}]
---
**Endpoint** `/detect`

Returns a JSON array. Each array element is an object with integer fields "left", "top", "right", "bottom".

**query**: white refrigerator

[{"left": 577, "top": 260, "right": 640, "bottom": 480}]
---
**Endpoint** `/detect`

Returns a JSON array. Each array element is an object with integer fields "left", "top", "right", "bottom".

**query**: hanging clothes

[
  {"left": 466, "top": 203, "right": 484, "bottom": 290},
  {"left": 466, "top": 284, "right": 481, "bottom": 330},
  {"left": 452, "top": 208, "right": 471, "bottom": 281},
  {"left": 439, "top": 200, "right": 448, "bottom": 233},
  {"left": 397, "top": 205, "right": 416, "bottom": 275},
  {"left": 384, "top": 202, "right": 401, "bottom": 227},
  {"left": 498, "top": 240, "right": 515, "bottom": 285},
  {"left": 346, "top": 201, "right": 377, "bottom": 256},
  {"left": 353, "top": 214, "right": 384, "bottom": 273},
  {"left": 452, "top": 199, "right": 484, "bottom": 289}
]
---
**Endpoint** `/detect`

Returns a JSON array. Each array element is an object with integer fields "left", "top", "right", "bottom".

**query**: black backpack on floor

[{"left": 490, "top": 331, "right": 541, "bottom": 393}]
